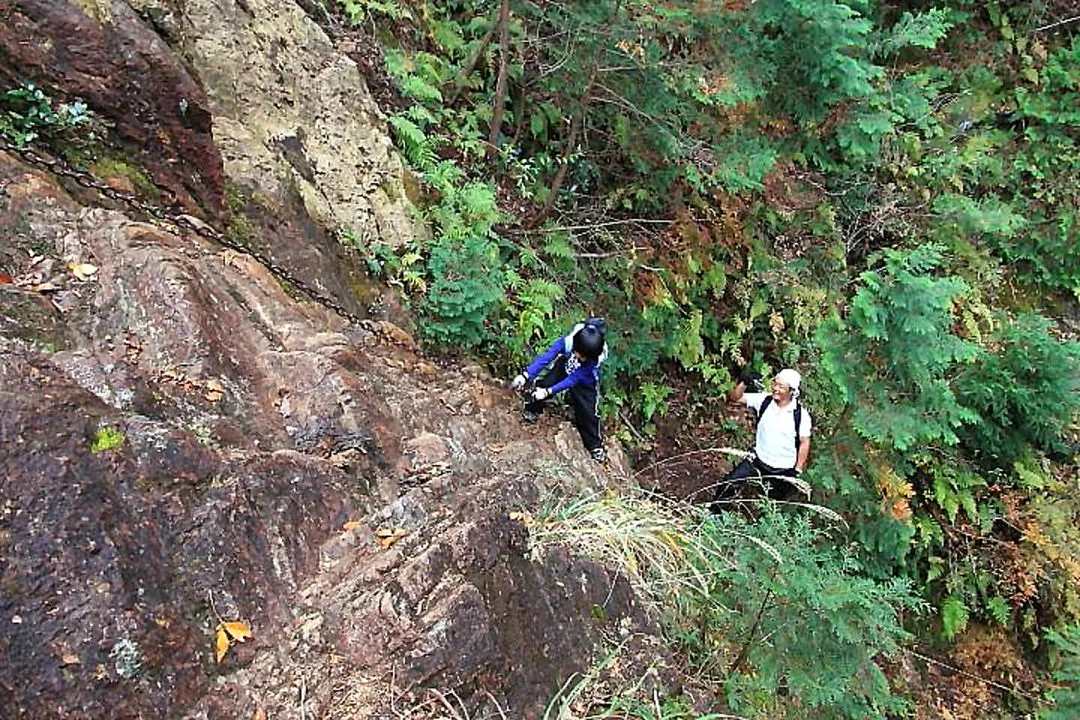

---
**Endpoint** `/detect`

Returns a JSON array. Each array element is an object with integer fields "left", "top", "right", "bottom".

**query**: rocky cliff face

[
  {"left": 1, "top": 0, "right": 418, "bottom": 318},
  {"left": 0, "top": 2, "right": 656, "bottom": 717},
  {"left": 0, "top": 145, "right": 652, "bottom": 720}
]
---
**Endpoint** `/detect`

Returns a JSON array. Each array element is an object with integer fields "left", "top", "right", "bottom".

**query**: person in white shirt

[{"left": 712, "top": 368, "right": 812, "bottom": 507}]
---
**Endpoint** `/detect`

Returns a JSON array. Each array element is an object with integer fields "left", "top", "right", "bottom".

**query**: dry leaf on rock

[
  {"left": 253, "top": 708, "right": 267, "bottom": 720},
  {"left": 204, "top": 379, "right": 225, "bottom": 403},
  {"left": 60, "top": 652, "right": 80, "bottom": 666},
  {"left": 0, "top": 273, "right": 12, "bottom": 285},
  {"left": 374, "top": 527, "right": 408, "bottom": 550},
  {"left": 68, "top": 262, "right": 98, "bottom": 281},
  {"left": 508, "top": 511, "right": 534, "bottom": 527},
  {"left": 214, "top": 620, "right": 253, "bottom": 663},
  {"left": 222, "top": 621, "right": 253, "bottom": 642},
  {"left": 214, "top": 625, "right": 231, "bottom": 663},
  {"left": 342, "top": 520, "right": 362, "bottom": 532}
]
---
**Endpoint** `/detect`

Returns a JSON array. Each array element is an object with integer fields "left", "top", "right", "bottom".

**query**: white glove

[
  {"left": 532, "top": 387, "right": 551, "bottom": 401},
  {"left": 511, "top": 373, "right": 528, "bottom": 390}
]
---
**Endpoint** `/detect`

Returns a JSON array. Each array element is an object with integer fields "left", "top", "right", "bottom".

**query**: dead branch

[
  {"left": 529, "top": 67, "right": 599, "bottom": 228},
  {"left": 448, "top": 16, "right": 496, "bottom": 108}
]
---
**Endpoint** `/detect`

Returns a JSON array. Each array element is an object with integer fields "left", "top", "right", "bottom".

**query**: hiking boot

[
  {"left": 521, "top": 409, "right": 540, "bottom": 425},
  {"left": 590, "top": 446, "right": 607, "bottom": 463}
]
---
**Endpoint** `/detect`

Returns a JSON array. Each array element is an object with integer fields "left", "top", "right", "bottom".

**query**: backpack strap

[{"left": 793, "top": 404, "right": 802, "bottom": 458}]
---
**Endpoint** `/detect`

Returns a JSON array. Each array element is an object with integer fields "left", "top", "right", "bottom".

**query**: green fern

[
  {"left": 338, "top": 0, "right": 409, "bottom": 25},
  {"left": 875, "top": 9, "right": 955, "bottom": 56},
  {"left": 941, "top": 596, "right": 969, "bottom": 640},
  {"left": 1043, "top": 626, "right": 1080, "bottom": 720}
]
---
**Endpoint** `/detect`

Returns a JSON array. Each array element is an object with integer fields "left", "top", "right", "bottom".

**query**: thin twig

[
  {"left": 448, "top": 19, "right": 497, "bottom": 107},
  {"left": 729, "top": 580, "right": 776, "bottom": 676},
  {"left": 904, "top": 648, "right": 1047, "bottom": 704},
  {"left": 429, "top": 688, "right": 467, "bottom": 718},
  {"left": 486, "top": 0, "right": 511, "bottom": 159},
  {"left": 632, "top": 446, "right": 749, "bottom": 478},
  {"left": 518, "top": 218, "right": 674, "bottom": 234},
  {"left": 1032, "top": 15, "right": 1080, "bottom": 32},
  {"left": 483, "top": 692, "right": 508, "bottom": 720},
  {"left": 530, "top": 66, "right": 598, "bottom": 227},
  {"left": 207, "top": 590, "right": 224, "bottom": 625}
]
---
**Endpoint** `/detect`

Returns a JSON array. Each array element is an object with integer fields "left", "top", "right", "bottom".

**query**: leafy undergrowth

[
  {"left": 328, "top": 0, "right": 1080, "bottom": 716},
  {"left": 532, "top": 492, "right": 920, "bottom": 718}
]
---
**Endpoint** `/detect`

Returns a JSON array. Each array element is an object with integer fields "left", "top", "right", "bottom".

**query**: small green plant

[
  {"left": 0, "top": 82, "right": 89, "bottom": 147},
  {"left": 338, "top": 0, "right": 409, "bottom": 25},
  {"left": 1042, "top": 626, "right": 1080, "bottom": 720},
  {"left": 109, "top": 637, "right": 142, "bottom": 679},
  {"left": 90, "top": 426, "right": 124, "bottom": 454},
  {"left": 956, "top": 314, "right": 1080, "bottom": 466}
]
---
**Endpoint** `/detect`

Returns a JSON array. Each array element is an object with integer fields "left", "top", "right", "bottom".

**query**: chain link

[{"left": 0, "top": 138, "right": 370, "bottom": 328}]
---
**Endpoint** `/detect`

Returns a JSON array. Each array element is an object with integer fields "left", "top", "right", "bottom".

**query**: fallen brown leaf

[
  {"left": 214, "top": 625, "right": 230, "bottom": 663},
  {"left": 253, "top": 708, "right": 267, "bottom": 720},
  {"left": 68, "top": 262, "right": 98, "bottom": 281},
  {"left": 508, "top": 511, "right": 534, "bottom": 527},
  {"left": 204, "top": 378, "right": 225, "bottom": 403},
  {"left": 222, "top": 621, "right": 253, "bottom": 642},
  {"left": 60, "top": 652, "right": 80, "bottom": 666},
  {"left": 374, "top": 527, "right": 408, "bottom": 550},
  {"left": 342, "top": 520, "right": 362, "bottom": 532},
  {"left": 0, "top": 273, "right": 12, "bottom": 285}
]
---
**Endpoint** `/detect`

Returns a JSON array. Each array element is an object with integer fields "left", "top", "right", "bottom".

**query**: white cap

[{"left": 776, "top": 368, "right": 801, "bottom": 394}]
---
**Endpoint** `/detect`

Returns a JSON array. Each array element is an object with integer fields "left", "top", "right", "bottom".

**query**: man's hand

[
  {"left": 510, "top": 373, "right": 528, "bottom": 390},
  {"left": 741, "top": 371, "right": 763, "bottom": 391},
  {"left": 531, "top": 387, "right": 551, "bottom": 401}
]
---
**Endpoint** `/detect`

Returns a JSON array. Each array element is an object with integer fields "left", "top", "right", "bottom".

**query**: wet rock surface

[{"left": 0, "top": 152, "right": 655, "bottom": 718}]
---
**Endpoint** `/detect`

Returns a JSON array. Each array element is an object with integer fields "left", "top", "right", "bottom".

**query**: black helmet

[{"left": 572, "top": 324, "right": 604, "bottom": 360}]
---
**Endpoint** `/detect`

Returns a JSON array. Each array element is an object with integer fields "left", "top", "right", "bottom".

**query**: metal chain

[{"left": 0, "top": 137, "right": 370, "bottom": 328}]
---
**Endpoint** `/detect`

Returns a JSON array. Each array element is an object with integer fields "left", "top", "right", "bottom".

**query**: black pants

[
  {"left": 524, "top": 356, "right": 603, "bottom": 451},
  {"left": 713, "top": 456, "right": 799, "bottom": 504}
]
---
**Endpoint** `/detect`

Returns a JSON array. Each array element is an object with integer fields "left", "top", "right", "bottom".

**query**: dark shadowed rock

[{"left": 0, "top": 0, "right": 225, "bottom": 216}]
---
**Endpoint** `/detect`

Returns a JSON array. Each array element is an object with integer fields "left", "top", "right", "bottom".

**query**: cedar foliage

[{"left": 330, "top": 0, "right": 1080, "bottom": 715}]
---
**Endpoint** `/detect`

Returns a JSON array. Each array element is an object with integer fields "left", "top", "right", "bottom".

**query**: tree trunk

[{"left": 487, "top": 0, "right": 511, "bottom": 160}]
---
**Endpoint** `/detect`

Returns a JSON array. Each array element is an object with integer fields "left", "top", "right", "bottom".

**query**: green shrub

[
  {"left": 533, "top": 493, "right": 917, "bottom": 719},
  {"left": 1043, "top": 626, "right": 1080, "bottom": 720},
  {"left": 957, "top": 314, "right": 1080, "bottom": 465},
  {"left": 0, "top": 82, "right": 89, "bottom": 146},
  {"left": 686, "top": 510, "right": 921, "bottom": 719}
]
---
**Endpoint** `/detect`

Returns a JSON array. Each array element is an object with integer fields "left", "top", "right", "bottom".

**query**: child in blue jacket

[{"left": 511, "top": 318, "right": 608, "bottom": 462}]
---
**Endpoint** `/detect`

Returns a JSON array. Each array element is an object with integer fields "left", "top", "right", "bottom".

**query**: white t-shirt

[{"left": 744, "top": 393, "right": 812, "bottom": 470}]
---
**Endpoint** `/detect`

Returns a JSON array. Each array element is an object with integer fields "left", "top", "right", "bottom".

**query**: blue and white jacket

[{"left": 526, "top": 322, "right": 608, "bottom": 395}]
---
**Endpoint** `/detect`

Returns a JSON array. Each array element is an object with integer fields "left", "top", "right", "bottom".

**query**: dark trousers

[
  {"left": 524, "top": 356, "right": 603, "bottom": 451},
  {"left": 713, "top": 456, "right": 799, "bottom": 505}
]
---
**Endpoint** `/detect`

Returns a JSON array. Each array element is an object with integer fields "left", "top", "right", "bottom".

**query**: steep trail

[{"left": 0, "top": 151, "right": 663, "bottom": 718}]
